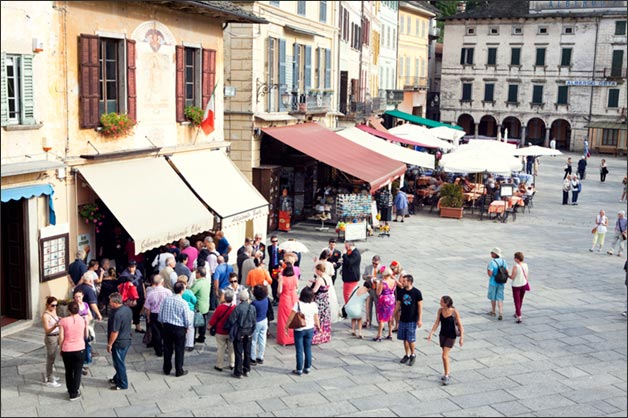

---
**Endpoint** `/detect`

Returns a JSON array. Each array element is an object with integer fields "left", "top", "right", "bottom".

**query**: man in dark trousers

[
  {"left": 106, "top": 292, "right": 133, "bottom": 390},
  {"left": 341, "top": 241, "right": 361, "bottom": 304},
  {"left": 267, "top": 235, "right": 284, "bottom": 305},
  {"left": 158, "top": 281, "right": 191, "bottom": 377},
  {"left": 226, "top": 290, "right": 256, "bottom": 379},
  {"left": 577, "top": 156, "right": 587, "bottom": 180}
]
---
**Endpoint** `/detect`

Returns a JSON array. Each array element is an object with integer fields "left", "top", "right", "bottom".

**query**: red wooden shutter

[
  {"left": 202, "top": 48, "right": 216, "bottom": 108},
  {"left": 126, "top": 39, "right": 137, "bottom": 122},
  {"left": 175, "top": 45, "right": 185, "bottom": 122},
  {"left": 79, "top": 34, "right": 100, "bottom": 128}
]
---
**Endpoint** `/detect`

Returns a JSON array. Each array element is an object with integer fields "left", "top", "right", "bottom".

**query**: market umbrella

[
  {"left": 441, "top": 143, "right": 522, "bottom": 175},
  {"left": 429, "top": 126, "right": 466, "bottom": 142},
  {"left": 513, "top": 145, "right": 563, "bottom": 157},
  {"left": 278, "top": 239, "right": 310, "bottom": 254},
  {"left": 389, "top": 124, "right": 455, "bottom": 151}
]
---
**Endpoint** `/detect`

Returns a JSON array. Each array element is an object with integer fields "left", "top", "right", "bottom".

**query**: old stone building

[{"left": 439, "top": 0, "right": 627, "bottom": 153}]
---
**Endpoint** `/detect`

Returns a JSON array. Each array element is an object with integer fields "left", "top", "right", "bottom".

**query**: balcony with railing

[
  {"left": 604, "top": 67, "right": 627, "bottom": 79},
  {"left": 288, "top": 91, "right": 333, "bottom": 114},
  {"left": 402, "top": 76, "right": 428, "bottom": 90}
]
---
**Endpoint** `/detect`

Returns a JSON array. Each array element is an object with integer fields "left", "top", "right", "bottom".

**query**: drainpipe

[
  {"left": 585, "top": 16, "right": 600, "bottom": 152},
  {"left": 358, "top": 0, "right": 365, "bottom": 106}
]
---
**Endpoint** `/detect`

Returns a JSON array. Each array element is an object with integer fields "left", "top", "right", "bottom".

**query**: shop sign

[
  {"left": 221, "top": 206, "right": 269, "bottom": 229},
  {"left": 566, "top": 80, "right": 617, "bottom": 87},
  {"left": 139, "top": 222, "right": 209, "bottom": 253}
]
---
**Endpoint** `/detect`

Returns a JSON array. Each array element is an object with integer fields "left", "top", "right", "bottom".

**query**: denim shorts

[
  {"left": 396, "top": 321, "right": 417, "bottom": 343},
  {"left": 487, "top": 284, "right": 505, "bottom": 301}
]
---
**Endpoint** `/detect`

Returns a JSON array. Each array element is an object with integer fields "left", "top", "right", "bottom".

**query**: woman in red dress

[{"left": 276, "top": 262, "right": 299, "bottom": 346}]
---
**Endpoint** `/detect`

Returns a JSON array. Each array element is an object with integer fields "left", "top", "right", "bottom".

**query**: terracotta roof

[{"left": 136, "top": 0, "right": 268, "bottom": 24}]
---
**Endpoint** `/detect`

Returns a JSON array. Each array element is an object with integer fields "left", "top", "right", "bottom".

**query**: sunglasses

[
  {"left": 271, "top": 240, "right": 278, "bottom": 243},
  {"left": 50, "top": 304, "right": 58, "bottom": 307},
  {"left": 230, "top": 280, "right": 238, "bottom": 283}
]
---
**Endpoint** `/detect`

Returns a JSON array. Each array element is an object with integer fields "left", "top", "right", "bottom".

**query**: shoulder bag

[
  {"left": 209, "top": 307, "right": 230, "bottom": 336},
  {"left": 288, "top": 302, "right": 306, "bottom": 329},
  {"left": 341, "top": 286, "right": 360, "bottom": 319},
  {"left": 518, "top": 262, "right": 531, "bottom": 292}
]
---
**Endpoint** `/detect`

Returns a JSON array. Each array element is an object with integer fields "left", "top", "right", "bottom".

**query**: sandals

[
  {"left": 385, "top": 335, "right": 393, "bottom": 340},
  {"left": 486, "top": 312, "right": 496, "bottom": 317},
  {"left": 372, "top": 336, "right": 382, "bottom": 342}
]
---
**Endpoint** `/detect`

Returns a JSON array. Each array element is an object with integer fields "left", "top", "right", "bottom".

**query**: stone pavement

[{"left": 2, "top": 152, "right": 626, "bottom": 417}]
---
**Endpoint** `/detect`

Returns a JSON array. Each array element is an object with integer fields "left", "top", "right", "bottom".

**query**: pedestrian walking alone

[
  {"left": 106, "top": 292, "right": 133, "bottom": 390},
  {"left": 590, "top": 209, "right": 609, "bottom": 252},
  {"left": 577, "top": 156, "right": 587, "bottom": 180},
  {"left": 606, "top": 210, "right": 626, "bottom": 257},
  {"left": 563, "top": 157, "right": 573, "bottom": 179},
  {"left": 427, "top": 296, "right": 464, "bottom": 386},
  {"left": 508, "top": 252, "right": 530, "bottom": 323},
  {"left": 600, "top": 159, "right": 609, "bottom": 182}
]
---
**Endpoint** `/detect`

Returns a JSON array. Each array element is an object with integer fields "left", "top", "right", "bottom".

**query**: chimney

[{"left": 457, "top": 1, "right": 466, "bottom": 13}]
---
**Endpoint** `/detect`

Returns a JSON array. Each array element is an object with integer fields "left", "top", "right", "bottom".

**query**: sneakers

[
  {"left": 498, "top": 314, "right": 503, "bottom": 321},
  {"left": 110, "top": 385, "right": 126, "bottom": 390},
  {"left": 588, "top": 248, "right": 594, "bottom": 252},
  {"left": 400, "top": 355, "right": 410, "bottom": 364},
  {"left": 303, "top": 368, "right": 310, "bottom": 374},
  {"left": 607, "top": 250, "right": 613, "bottom": 255},
  {"left": 408, "top": 355, "right": 416, "bottom": 366},
  {"left": 45, "top": 376, "right": 60, "bottom": 383},
  {"left": 46, "top": 381, "right": 61, "bottom": 388},
  {"left": 622, "top": 311, "right": 627, "bottom": 317},
  {"left": 442, "top": 376, "right": 451, "bottom": 386}
]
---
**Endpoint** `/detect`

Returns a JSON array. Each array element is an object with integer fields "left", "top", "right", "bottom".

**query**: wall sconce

[{"left": 256, "top": 78, "right": 292, "bottom": 107}]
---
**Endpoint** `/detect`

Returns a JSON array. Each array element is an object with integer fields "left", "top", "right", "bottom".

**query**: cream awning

[
  {"left": 77, "top": 157, "right": 214, "bottom": 253},
  {"left": 336, "top": 127, "right": 435, "bottom": 169},
  {"left": 167, "top": 150, "right": 269, "bottom": 228}
]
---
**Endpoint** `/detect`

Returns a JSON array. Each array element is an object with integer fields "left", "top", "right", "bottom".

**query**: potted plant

[
  {"left": 439, "top": 183, "right": 464, "bottom": 219},
  {"left": 184, "top": 105, "right": 204, "bottom": 126},
  {"left": 99, "top": 112, "right": 136, "bottom": 138},
  {"left": 78, "top": 203, "right": 105, "bottom": 234}
]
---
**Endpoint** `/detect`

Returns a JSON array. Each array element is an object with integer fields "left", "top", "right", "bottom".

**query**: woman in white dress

[{"left": 316, "top": 250, "right": 341, "bottom": 323}]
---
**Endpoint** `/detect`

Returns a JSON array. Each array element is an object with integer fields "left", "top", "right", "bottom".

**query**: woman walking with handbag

[
  {"left": 427, "top": 296, "right": 464, "bottom": 386},
  {"left": 590, "top": 209, "right": 609, "bottom": 252},
  {"left": 284, "top": 287, "right": 320, "bottom": 376},
  {"left": 509, "top": 252, "right": 529, "bottom": 323}
]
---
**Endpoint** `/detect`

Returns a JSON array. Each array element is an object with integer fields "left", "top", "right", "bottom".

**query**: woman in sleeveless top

[
  {"left": 509, "top": 251, "right": 529, "bottom": 324},
  {"left": 41, "top": 296, "right": 61, "bottom": 387},
  {"left": 311, "top": 263, "right": 331, "bottom": 345},
  {"left": 427, "top": 296, "right": 464, "bottom": 386},
  {"left": 73, "top": 290, "right": 93, "bottom": 376},
  {"left": 374, "top": 267, "right": 396, "bottom": 341},
  {"left": 276, "top": 262, "right": 298, "bottom": 346}
]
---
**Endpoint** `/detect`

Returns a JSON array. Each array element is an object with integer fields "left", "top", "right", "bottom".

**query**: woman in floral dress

[
  {"left": 311, "top": 263, "right": 331, "bottom": 345},
  {"left": 374, "top": 267, "right": 396, "bottom": 341}
]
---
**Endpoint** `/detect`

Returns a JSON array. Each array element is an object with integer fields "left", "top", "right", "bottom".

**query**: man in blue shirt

[
  {"left": 215, "top": 230, "right": 232, "bottom": 263},
  {"left": 486, "top": 247, "right": 508, "bottom": 321},
  {"left": 213, "top": 256, "right": 234, "bottom": 298},
  {"left": 68, "top": 250, "right": 87, "bottom": 286},
  {"left": 158, "top": 282, "right": 191, "bottom": 377}
]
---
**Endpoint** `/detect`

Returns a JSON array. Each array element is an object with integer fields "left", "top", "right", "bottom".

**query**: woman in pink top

[
  {"left": 58, "top": 301, "right": 87, "bottom": 401},
  {"left": 276, "top": 262, "right": 299, "bottom": 346}
]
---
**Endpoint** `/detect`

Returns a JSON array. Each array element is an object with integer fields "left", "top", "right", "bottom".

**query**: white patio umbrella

[
  {"left": 513, "top": 145, "right": 563, "bottom": 157},
  {"left": 429, "top": 126, "right": 466, "bottom": 142},
  {"left": 440, "top": 150, "right": 521, "bottom": 175},
  {"left": 278, "top": 239, "right": 309, "bottom": 254},
  {"left": 389, "top": 124, "right": 455, "bottom": 151}
]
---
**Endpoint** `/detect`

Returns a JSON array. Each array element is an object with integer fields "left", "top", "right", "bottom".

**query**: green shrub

[
  {"left": 99, "top": 112, "right": 135, "bottom": 138},
  {"left": 439, "top": 183, "right": 464, "bottom": 208},
  {"left": 184, "top": 105, "right": 204, "bottom": 126}
]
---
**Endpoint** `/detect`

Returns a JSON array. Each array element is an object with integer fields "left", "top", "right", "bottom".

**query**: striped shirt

[
  {"left": 158, "top": 295, "right": 190, "bottom": 328},
  {"left": 144, "top": 286, "right": 172, "bottom": 314}
]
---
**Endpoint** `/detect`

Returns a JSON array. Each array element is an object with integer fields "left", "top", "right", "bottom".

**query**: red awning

[
  {"left": 262, "top": 123, "right": 406, "bottom": 192},
  {"left": 357, "top": 124, "right": 439, "bottom": 149}
]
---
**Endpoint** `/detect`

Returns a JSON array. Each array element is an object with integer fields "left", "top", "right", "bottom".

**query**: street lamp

[{"left": 255, "top": 78, "right": 292, "bottom": 107}]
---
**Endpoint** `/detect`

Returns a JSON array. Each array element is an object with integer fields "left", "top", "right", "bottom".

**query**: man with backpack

[
  {"left": 226, "top": 290, "right": 256, "bottom": 379},
  {"left": 486, "top": 247, "right": 508, "bottom": 321}
]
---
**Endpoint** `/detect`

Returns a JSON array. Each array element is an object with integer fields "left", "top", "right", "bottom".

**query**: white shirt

[
  {"left": 512, "top": 262, "right": 528, "bottom": 287},
  {"left": 595, "top": 215, "right": 608, "bottom": 234},
  {"left": 292, "top": 301, "right": 318, "bottom": 330},
  {"left": 153, "top": 253, "right": 175, "bottom": 271}
]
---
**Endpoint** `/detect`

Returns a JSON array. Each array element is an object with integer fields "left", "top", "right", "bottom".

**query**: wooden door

[{"left": 1, "top": 199, "right": 29, "bottom": 321}]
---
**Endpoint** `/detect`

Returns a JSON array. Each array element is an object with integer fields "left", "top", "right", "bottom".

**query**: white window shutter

[
  {"left": 20, "top": 54, "right": 35, "bottom": 125},
  {"left": 0, "top": 53, "right": 8, "bottom": 126}
]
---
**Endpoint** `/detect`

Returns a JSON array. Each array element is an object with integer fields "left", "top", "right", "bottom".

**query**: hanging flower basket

[
  {"left": 99, "top": 112, "right": 136, "bottom": 138},
  {"left": 78, "top": 203, "right": 105, "bottom": 233}
]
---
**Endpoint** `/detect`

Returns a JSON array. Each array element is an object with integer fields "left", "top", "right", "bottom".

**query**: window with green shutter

[
  {"left": 532, "top": 85, "right": 543, "bottom": 104},
  {"left": 487, "top": 48, "right": 497, "bottom": 65},
  {"left": 507, "top": 84, "right": 519, "bottom": 103},
  {"left": 484, "top": 83, "right": 494, "bottom": 101},
  {"left": 560, "top": 48, "right": 572, "bottom": 66},
  {"left": 462, "top": 83, "right": 472, "bottom": 101},
  {"left": 511, "top": 48, "right": 521, "bottom": 66},
  {"left": 535, "top": 48, "right": 546, "bottom": 66},
  {"left": 557, "top": 86, "right": 569, "bottom": 105},
  {"left": 1, "top": 53, "right": 36, "bottom": 126},
  {"left": 615, "top": 20, "right": 626, "bottom": 35},
  {"left": 607, "top": 89, "right": 620, "bottom": 108}
]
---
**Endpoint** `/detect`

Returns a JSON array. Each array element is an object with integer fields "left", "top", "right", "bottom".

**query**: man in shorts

[
  {"left": 487, "top": 247, "right": 507, "bottom": 320},
  {"left": 394, "top": 274, "right": 423, "bottom": 366}
]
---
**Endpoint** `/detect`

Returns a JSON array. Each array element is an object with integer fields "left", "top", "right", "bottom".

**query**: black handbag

[{"left": 209, "top": 307, "right": 229, "bottom": 336}]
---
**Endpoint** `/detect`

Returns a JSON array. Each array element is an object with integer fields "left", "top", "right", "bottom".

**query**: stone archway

[
  {"left": 550, "top": 119, "right": 571, "bottom": 150},
  {"left": 457, "top": 114, "right": 475, "bottom": 136},
  {"left": 526, "top": 118, "right": 546, "bottom": 145},
  {"left": 502, "top": 116, "right": 522, "bottom": 140},
  {"left": 478, "top": 115, "right": 497, "bottom": 137}
]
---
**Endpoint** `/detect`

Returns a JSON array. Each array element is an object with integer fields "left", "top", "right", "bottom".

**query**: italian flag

[{"left": 200, "top": 83, "right": 217, "bottom": 136}]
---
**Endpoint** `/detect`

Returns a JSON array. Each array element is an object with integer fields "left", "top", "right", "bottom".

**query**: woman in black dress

[{"left": 427, "top": 296, "right": 464, "bottom": 386}]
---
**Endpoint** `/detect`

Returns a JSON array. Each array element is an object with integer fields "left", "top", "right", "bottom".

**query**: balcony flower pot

[
  {"left": 184, "top": 105, "right": 203, "bottom": 127},
  {"left": 438, "top": 183, "right": 464, "bottom": 219},
  {"left": 99, "top": 112, "right": 136, "bottom": 138}
]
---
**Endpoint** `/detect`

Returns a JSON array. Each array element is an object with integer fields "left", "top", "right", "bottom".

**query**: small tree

[{"left": 439, "top": 183, "right": 464, "bottom": 208}]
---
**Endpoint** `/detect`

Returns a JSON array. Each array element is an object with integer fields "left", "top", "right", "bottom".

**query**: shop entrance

[{"left": 1, "top": 199, "right": 29, "bottom": 325}]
